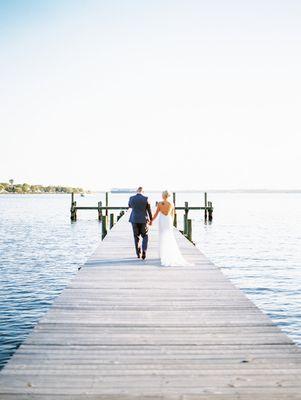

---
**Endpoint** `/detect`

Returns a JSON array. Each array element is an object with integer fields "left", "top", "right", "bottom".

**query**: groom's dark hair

[{"left": 137, "top": 187, "right": 143, "bottom": 193}]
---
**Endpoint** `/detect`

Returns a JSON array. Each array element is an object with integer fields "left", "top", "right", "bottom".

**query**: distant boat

[
  {"left": 111, "top": 188, "right": 136, "bottom": 193},
  {"left": 80, "top": 193, "right": 85, "bottom": 197}
]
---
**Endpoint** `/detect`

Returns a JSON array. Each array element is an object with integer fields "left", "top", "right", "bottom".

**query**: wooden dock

[{"left": 1, "top": 212, "right": 301, "bottom": 399}]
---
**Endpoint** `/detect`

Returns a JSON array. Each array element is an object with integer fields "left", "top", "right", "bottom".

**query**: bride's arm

[{"left": 150, "top": 204, "right": 160, "bottom": 224}]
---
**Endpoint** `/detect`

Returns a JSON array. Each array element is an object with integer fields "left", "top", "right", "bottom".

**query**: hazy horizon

[{"left": 1, "top": 0, "right": 301, "bottom": 190}]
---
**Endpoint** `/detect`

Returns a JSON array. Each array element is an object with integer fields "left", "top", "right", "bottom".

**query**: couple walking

[{"left": 128, "top": 187, "right": 191, "bottom": 266}]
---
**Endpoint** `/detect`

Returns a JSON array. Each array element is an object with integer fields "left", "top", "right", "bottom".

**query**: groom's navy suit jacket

[{"left": 128, "top": 194, "right": 152, "bottom": 223}]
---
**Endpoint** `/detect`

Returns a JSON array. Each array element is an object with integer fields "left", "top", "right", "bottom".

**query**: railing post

[
  {"left": 173, "top": 192, "right": 177, "bottom": 227},
  {"left": 98, "top": 201, "right": 102, "bottom": 221},
  {"left": 173, "top": 212, "right": 177, "bottom": 228},
  {"left": 110, "top": 213, "right": 114, "bottom": 229},
  {"left": 105, "top": 192, "right": 109, "bottom": 217},
  {"left": 208, "top": 201, "right": 213, "bottom": 222},
  {"left": 70, "top": 193, "right": 77, "bottom": 221},
  {"left": 187, "top": 218, "right": 192, "bottom": 242},
  {"left": 184, "top": 201, "right": 188, "bottom": 235},
  {"left": 185, "top": 202, "right": 188, "bottom": 216},
  {"left": 102, "top": 215, "right": 108, "bottom": 239},
  {"left": 72, "top": 201, "right": 77, "bottom": 221},
  {"left": 204, "top": 192, "right": 208, "bottom": 222}
]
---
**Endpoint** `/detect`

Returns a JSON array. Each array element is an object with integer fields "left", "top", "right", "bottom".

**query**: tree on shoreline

[{"left": 0, "top": 182, "right": 84, "bottom": 194}]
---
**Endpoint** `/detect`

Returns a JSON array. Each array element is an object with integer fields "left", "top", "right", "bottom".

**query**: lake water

[{"left": 0, "top": 192, "right": 301, "bottom": 369}]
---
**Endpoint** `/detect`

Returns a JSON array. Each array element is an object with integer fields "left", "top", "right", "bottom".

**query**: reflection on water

[{"left": 0, "top": 192, "right": 300, "bottom": 369}]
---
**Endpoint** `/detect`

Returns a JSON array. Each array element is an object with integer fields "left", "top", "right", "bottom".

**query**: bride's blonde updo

[{"left": 162, "top": 190, "right": 171, "bottom": 199}]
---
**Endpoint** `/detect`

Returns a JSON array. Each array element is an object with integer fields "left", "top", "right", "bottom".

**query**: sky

[{"left": 1, "top": 0, "right": 301, "bottom": 191}]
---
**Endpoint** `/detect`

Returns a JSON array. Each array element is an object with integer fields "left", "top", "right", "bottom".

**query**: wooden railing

[{"left": 70, "top": 192, "right": 214, "bottom": 242}]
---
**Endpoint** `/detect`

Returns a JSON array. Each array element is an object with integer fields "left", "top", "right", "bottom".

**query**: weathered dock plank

[{"left": 1, "top": 212, "right": 301, "bottom": 399}]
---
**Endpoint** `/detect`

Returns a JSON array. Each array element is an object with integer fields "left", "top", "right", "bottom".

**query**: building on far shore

[{"left": 111, "top": 188, "right": 136, "bottom": 193}]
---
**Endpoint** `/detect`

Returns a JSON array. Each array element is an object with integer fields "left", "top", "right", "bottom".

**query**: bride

[{"left": 150, "top": 190, "right": 192, "bottom": 267}]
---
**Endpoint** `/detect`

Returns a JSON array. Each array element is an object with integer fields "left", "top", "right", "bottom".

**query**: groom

[{"left": 128, "top": 187, "right": 152, "bottom": 260}]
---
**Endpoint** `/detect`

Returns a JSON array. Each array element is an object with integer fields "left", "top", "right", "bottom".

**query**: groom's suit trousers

[{"left": 131, "top": 223, "right": 149, "bottom": 255}]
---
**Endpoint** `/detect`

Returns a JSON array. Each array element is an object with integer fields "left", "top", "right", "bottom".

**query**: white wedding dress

[{"left": 158, "top": 212, "right": 192, "bottom": 267}]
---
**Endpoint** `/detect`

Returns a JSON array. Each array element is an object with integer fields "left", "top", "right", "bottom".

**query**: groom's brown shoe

[{"left": 142, "top": 251, "right": 146, "bottom": 260}]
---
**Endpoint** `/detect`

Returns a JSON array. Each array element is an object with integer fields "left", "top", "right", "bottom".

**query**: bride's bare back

[
  {"left": 157, "top": 201, "right": 174, "bottom": 216},
  {"left": 151, "top": 198, "right": 174, "bottom": 224}
]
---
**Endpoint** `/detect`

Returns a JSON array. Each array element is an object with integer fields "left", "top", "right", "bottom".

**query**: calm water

[{"left": 0, "top": 192, "right": 301, "bottom": 369}]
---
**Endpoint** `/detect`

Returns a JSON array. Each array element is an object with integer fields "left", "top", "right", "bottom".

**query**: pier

[{"left": 1, "top": 212, "right": 301, "bottom": 398}]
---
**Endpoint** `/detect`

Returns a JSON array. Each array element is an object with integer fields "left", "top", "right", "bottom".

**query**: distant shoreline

[
  {"left": 0, "top": 182, "right": 85, "bottom": 195},
  {"left": 0, "top": 192, "right": 87, "bottom": 195},
  {"left": 1, "top": 188, "right": 301, "bottom": 195}
]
